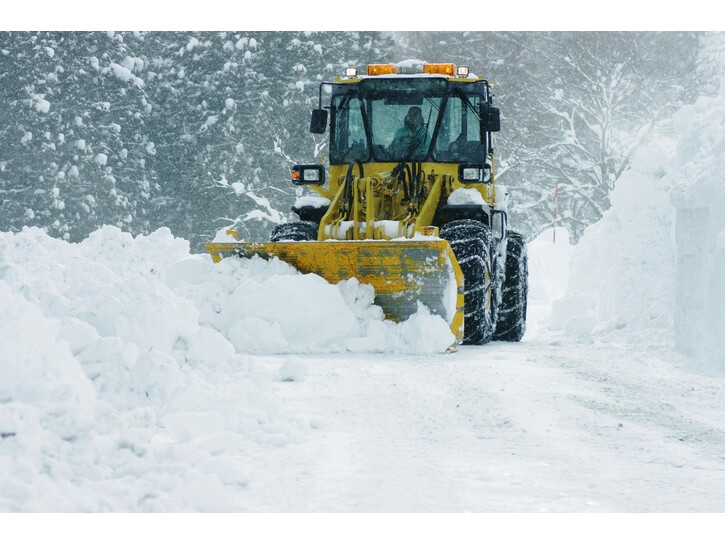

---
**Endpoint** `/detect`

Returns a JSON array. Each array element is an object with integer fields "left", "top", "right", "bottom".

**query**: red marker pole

[{"left": 553, "top": 183, "right": 558, "bottom": 244}]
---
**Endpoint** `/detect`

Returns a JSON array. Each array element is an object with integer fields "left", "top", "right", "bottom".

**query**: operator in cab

[{"left": 387, "top": 106, "right": 430, "bottom": 160}]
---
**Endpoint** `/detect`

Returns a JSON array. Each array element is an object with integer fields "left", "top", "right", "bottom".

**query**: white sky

[{"left": 1, "top": 1, "right": 722, "bottom": 31}]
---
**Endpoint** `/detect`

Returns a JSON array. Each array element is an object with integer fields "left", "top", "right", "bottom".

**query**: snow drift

[
  {"left": 0, "top": 225, "right": 454, "bottom": 358},
  {"left": 670, "top": 75, "right": 725, "bottom": 367},
  {"left": 0, "top": 224, "right": 461, "bottom": 511},
  {"left": 550, "top": 136, "right": 677, "bottom": 345},
  {"left": 552, "top": 75, "right": 725, "bottom": 370}
]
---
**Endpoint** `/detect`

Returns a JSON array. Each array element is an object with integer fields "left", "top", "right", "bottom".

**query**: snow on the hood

[
  {"left": 293, "top": 195, "right": 331, "bottom": 209},
  {"left": 447, "top": 187, "right": 486, "bottom": 206}
]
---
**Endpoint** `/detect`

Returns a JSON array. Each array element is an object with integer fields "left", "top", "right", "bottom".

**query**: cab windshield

[{"left": 329, "top": 78, "right": 486, "bottom": 164}]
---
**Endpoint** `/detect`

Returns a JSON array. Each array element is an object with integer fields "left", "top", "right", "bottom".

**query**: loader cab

[{"left": 317, "top": 65, "right": 499, "bottom": 168}]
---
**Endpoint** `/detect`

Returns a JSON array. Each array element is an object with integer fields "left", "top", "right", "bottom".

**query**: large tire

[
  {"left": 440, "top": 219, "right": 495, "bottom": 345},
  {"left": 270, "top": 221, "right": 318, "bottom": 242},
  {"left": 493, "top": 231, "right": 528, "bottom": 342}
]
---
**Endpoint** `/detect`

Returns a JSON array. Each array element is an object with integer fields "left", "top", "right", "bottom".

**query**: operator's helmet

[{"left": 405, "top": 107, "right": 423, "bottom": 131}]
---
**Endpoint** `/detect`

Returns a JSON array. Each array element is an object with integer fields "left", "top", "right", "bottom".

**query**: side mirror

[
  {"left": 481, "top": 104, "right": 501, "bottom": 132},
  {"left": 310, "top": 109, "right": 328, "bottom": 134},
  {"left": 292, "top": 164, "right": 326, "bottom": 185}
]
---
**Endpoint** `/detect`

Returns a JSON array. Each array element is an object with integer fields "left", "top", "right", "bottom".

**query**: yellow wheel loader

[{"left": 207, "top": 60, "right": 528, "bottom": 346}]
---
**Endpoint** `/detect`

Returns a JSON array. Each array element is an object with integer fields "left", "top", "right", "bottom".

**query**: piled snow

[
  {"left": 550, "top": 136, "right": 676, "bottom": 345},
  {"left": 447, "top": 187, "right": 486, "bottom": 206},
  {"left": 0, "top": 226, "right": 455, "bottom": 359},
  {"left": 0, "top": 225, "right": 460, "bottom": 511},
  {"left": 669, "top": 75, "right": 725, "bottom": 367},
  {"left": 551, "top": 76, "right": 725, "bottom": 369},
  {"left": 527, "top": 227, "right": 575, "bottom": 338},
  {"left": 293, "top": 195, "right": 331, "bottom": 209}
]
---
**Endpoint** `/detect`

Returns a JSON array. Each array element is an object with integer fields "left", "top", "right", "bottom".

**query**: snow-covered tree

[
  {"left": 0, "top": 31, "right": 397, "bottom": 250},
  {"left": 393, "top": 31, "right": 707, "bottom": 241},
  {"left": 524, "top": 32, "right": 702, "bottom": 240},
  {"left": 0, "top": 31, "right": 720, "bottom": 249},
  {"left": 0, "top": 32, "right": 159, "bottom": 241}
]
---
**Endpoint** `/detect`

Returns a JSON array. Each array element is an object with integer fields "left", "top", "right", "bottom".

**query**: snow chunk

[
  {"left": 211, "top": 229, "right": 239, "bottom": 243},
  {"left": 294, "top": 195, "right": 331, "bottom": 209},
  {"left": 227, "top": 271, "right": 359, "bottom": 351},
  {"left": 278, "top": 358, "right": 307, "bottom": 382},
  {"left": 447, "top": 187, "right": 486, "bottom": 206},
  {"left": 33, "top": 97, "right": 50, "bottom": 113},
  {"left": 107, "top": 62, "right": 144, "bottom": 88}
]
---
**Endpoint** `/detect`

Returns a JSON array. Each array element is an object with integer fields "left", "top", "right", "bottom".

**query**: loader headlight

[
  {"left": 491, "top": 209, "right": 507, "bottom": 241},
  {"left": 292, "top": 164, "right": 326, "bottom": 185},
  {"left": 458, "top": 163, "right": 491, "bottom": 184}
]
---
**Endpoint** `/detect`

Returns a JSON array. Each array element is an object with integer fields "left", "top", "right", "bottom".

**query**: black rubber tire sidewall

[
  {"left": 440, "top": 219, "right": 495, "bottom": 345},
  {"left": 269, "top": 221, "right": 318, "bottom": 242},
  {"left": 493, "top": 231, "right": 528, "bottom": 342}
]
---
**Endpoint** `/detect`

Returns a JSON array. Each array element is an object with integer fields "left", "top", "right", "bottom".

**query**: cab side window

[{"left": 434, "top": 95, "right": 484, "bottom": 162}]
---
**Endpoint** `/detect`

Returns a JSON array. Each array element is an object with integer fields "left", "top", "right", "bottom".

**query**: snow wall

[{"left": 553, "top": 75, "right": 725, "bottom": 369}]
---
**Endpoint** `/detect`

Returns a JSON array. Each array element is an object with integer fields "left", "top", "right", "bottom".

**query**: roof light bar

[
  {"left": 424, "top": 63, "right": 456, "bottom": 76},
  {"left": 367, "top": 63, "right": 397, "bottom": 76},
  {"left": 345, "top": 66, "right": 358, "bottom": 77},
  {"left": 363, "top": 62, "right": 469, "bottom": 77},
  {"left": 397, "top": 60, "right": 425, "bottom": 74}
]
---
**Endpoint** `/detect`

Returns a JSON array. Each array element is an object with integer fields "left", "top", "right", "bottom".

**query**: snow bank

[
  {"left": 670, "top": 76, "right": 725, "bottom": 367},
  {"left": 0, "top": 225, "right": 456, "bottom": 361},
  {"left": 0, "top": 225, "right": 459, "bottom": 511},
  {"left": 551, "top": 136, "right": 677, "bottom": 345},
  {"left": 526, "top": 227, "right": 575, "bottom": 338},
  {"left": 0, "top": 207, "right": 595, "bottom": 512},
  {"left": 552, "top": 76, "right": 725, "bottom": 368},
  {"left": 166, "top": 243, "right": 454, "bottom": 355}
]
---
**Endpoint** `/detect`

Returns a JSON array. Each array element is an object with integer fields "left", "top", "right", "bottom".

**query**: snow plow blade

[{"left": 206, "top": 240, "right": 464, "bottom": 343}]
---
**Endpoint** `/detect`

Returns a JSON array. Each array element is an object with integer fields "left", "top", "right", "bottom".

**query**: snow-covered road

[
  {"left": 3, "top": 224, "right": 725, "bottom": 517},
  {"left": 238, "top": 339, "right": 725, "bottom": 513}
]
